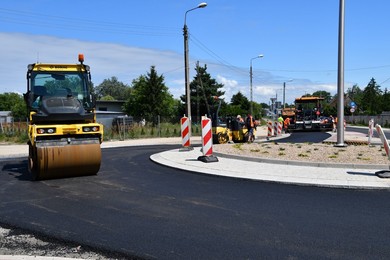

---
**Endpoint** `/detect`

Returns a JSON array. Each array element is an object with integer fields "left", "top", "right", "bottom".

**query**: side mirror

[{"left": 23, "top": 91, "right": 34, "bottom": 108}]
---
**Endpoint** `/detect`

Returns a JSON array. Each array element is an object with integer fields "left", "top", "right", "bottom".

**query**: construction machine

[
  {"left": 24, "top": 54, "right": 103, "bottom": 180},
  {"left": 206, "top": 97, "right": 252, "bottom": 144},
  {"left": 287, "top": 96, "right": 333, "bottom": 131}
]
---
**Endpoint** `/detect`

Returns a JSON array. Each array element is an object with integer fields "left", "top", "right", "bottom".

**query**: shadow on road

[{"left": 1, "top": 160, "right": 31, "bottom": 181}]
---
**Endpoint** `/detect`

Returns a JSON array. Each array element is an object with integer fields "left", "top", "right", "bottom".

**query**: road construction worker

[
  {"left": 245, "top": 113, "right": 255, "bottom": 142},
  {"left": 236, "top": 114, "right": 245, "bottom": 129},
  {"left": 284, "top": 117, "right": 291, "bottom": 133}
]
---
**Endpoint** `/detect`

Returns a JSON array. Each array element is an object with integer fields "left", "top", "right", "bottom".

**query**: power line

[{"left": 0, "top": 7, "right": 179, "bottom": 37}]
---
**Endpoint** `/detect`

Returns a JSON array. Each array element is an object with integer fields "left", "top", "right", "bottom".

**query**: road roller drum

[{"left": 29, "top": 142, "right": 101, "bottom": 180}]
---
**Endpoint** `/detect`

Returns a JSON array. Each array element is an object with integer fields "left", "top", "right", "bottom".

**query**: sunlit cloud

[{"left": 0, "top": 32, "right": 340, "bottom": 106}]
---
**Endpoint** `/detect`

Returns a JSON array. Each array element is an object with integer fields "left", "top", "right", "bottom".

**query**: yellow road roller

[
  {"left": 212, "top": 117, "right": 255, "bottom": 144},
  {"left": 24, "top": 54, "right": 103, "bottom": 180}
]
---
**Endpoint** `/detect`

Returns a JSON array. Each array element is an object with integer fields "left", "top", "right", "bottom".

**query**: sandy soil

[{"left": 213, "top": 141, "right": 389, "bottom": 165}]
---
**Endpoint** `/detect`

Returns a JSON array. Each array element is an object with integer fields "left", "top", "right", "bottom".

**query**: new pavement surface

[
  {"left": 1, "top": 126, "right": 390, "bottom": 259},
  {"left": 1, "top": 126, "right": 389, "bottom": 190}
]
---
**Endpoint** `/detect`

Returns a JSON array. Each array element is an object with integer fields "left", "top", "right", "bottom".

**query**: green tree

[
  {"left": 100, "top": 95, "right": 115, "bottom": 101},
  {"left": 346, "top": 84, "right": 363, "bottom": 113},
  {"left": 182, "top": 64, "right": 225, "bottom": 121},
  {"left": 95, "top": 76, "right": 131, "bottom": 100},
  {"left": 312, "top": 90, "right": 332, "bottom": 103},
  {"left": 0, "top": 93, "right": 27, "bottom": 120},
  {"left": 252, "top": 102, "right": 264, "bottom": 119},
  {"left": 230, "top": 91, "right": 250, "bottom": 111},
  {"left": 124, "top": 66, "right": 176, "bottom": 124},
  {"left": 361, "top": 78, "right": 382, "bottom": 114},
  {"left": 225, "top": 92, "right": 263, "bottom": 118},
  {"left": 382, "top": 88, "right": 390, "bottom": 112}
]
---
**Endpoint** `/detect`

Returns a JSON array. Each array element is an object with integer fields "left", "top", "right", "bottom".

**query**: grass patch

[
  {"left": 232, "top": 143, "right": 243, "bottom": 150},
  {"left": 298, "top": 153, "right": 309, "bottom": 157}
]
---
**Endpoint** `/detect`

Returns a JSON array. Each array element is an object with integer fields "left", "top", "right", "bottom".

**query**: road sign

[
  {"left": 350, "top": 108, "right": 355, "bottom": 113},
  {"left": 350, "top": 101, "right": 356, "bottom": 107}
]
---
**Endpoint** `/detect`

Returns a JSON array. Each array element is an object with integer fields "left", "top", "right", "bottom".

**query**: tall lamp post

[
  {"left": 183, "top": 2, "right": 207, "bottom": 121},
  {"left": 250, "top": 54, "right": 264, "bottom": 115},
  {"left": 335, "top": 0, "right": 346, "bottom": 147}
]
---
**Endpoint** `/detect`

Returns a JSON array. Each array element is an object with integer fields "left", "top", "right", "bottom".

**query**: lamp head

[{"left": 198, "top": 2, "right": 207, "bottom": 8}]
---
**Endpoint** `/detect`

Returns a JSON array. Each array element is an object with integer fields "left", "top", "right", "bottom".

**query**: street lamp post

[
  {"left": 335, "top": 0, "right": 346, "bottom": 147},
  {"left": 183, "top": 2, "right": 207, "bottom": 122},
  {"left": 250, "top": 54, "right": 264, "bottom": 115}
]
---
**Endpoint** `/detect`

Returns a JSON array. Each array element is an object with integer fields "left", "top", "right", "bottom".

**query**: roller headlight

[
  {"left": 37, "top": 128, "right": 56, "bottom": 134},
  {"left": 83, "top": 126, "right": 99, "bottom": 132}
]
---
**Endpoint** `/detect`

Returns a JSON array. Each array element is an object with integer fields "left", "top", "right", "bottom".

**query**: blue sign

[{"left": 350, "top": 101, "right": 356, "bottom": 107}]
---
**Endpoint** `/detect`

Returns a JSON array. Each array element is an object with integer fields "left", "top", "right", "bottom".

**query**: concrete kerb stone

[{"left": 150, "top": 146, "right": 390, "bottom": 190}]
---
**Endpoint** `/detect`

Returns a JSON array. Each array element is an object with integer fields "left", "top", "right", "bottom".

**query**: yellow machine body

[
  {"left": 212, "top": 120, "right": 254, "bottom": 144},
  {"left": 25, "top": 55, "right": 103, "bottom": 180}
]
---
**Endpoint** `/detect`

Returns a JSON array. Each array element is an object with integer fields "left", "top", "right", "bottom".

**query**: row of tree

[
  {"left": 1, "top": 66, "right": 388, "bottom": 124},
  {"left": 96, "top": 65, "right": 267, "bottom": 124}
]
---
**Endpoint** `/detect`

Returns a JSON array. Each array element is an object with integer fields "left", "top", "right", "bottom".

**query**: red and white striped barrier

[
  {"left": 180, "top": 115, "right": 192, "bottom": 150},
  {"left": 374, "top": 124, "right": 390, "bottom": 178},
  {"left": 376, "top": 124, "right": 389, "bottom": 159},
  {"left": 368, "top": 119, "right": 374, "bottom": 145},
  {"left": 274, "top": 121, "right": 278, "bottom": 136},
  {"left": 267, "top": 121, "right": 273, "bottom": 137},
  {"left": 198, "top": 116, "right": 218, "bottom": 162},
  {"left": 278, "top": 122, "right": 283, "bottom": 135}
]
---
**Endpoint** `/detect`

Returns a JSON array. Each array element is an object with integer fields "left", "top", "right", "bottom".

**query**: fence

[
  {"left": 104, "top": 115, "right": 202, "bottom": 141},
  {"left": 345, "top": 114, "right": 390, "bottom": 127},
  {"left": 0, "top": 120, "right": 28, "bottom": 135}
]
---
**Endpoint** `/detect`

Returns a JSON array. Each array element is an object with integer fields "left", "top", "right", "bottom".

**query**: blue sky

[{"left": 1, "top": 0, "right": 390, "bottom": 105}]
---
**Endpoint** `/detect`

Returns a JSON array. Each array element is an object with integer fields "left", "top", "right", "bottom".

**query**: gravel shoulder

[{"left": 0, "top": 225, "right": 128, "bottom": 259}]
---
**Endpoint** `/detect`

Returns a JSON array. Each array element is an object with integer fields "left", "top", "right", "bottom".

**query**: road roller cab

[{"left": 24, "top": 54, "right": 103, "bottom": 180}]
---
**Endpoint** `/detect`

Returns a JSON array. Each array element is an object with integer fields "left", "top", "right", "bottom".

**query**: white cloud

[
  {"left": 216, "top": 75, "right": 240, "bottom": 101},
  {"left": 0, "top": 32, "right": 340, "bottom": 106},
  {"left": 0, "top": 32, "right": 186, "bottom": 97}
]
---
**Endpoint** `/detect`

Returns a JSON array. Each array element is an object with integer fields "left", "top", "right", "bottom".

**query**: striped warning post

[
  {"left": 198, "top": 116, "right": 218, "bottom": 163},
  {"left": 267, "top": 121, "right": 273, "bottom": 137},
  {"left": 278, "top": 122, "right": 283, "bottom": 135},
  {"left": 374, "top": 124, "right": 390, "bottom": 178},
  {"left": 274, "top": 121, "right": 278, "bottom": 136},
  {"left": 376, "top": 124, "right": 389, "bottom": 159},
  {"left": 180, "top": 116, "right": 192, "bottom": 150}
]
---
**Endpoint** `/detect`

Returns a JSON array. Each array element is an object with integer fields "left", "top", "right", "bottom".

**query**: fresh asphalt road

[{"left": 1, "top": 144, "right": 390, "bottom": 259}]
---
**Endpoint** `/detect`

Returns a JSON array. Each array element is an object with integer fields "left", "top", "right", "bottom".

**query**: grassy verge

[{"left": 0, "top": 123, "right": 202, "bottom": 144}]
